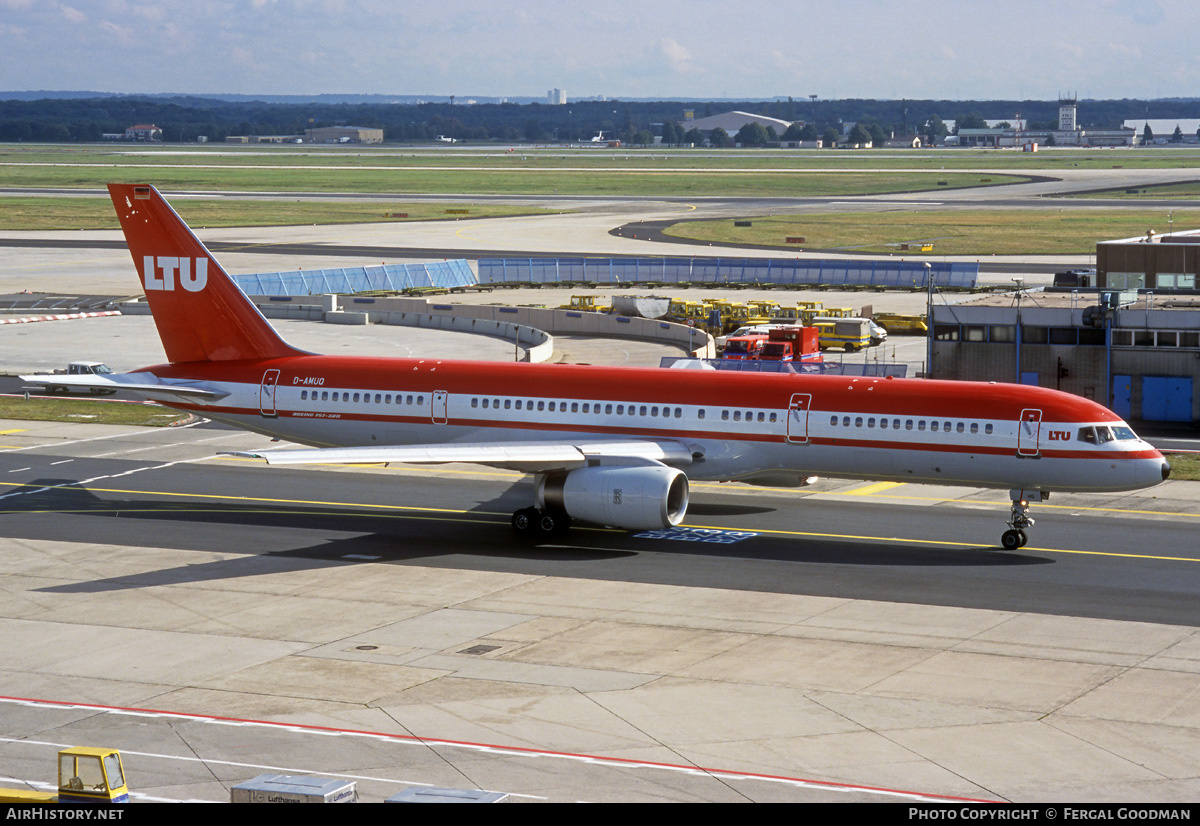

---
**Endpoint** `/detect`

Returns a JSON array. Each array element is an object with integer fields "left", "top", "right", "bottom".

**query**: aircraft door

[
  {"left": 431, "top": 390, "right": 448, "bottom": 424},
  {"left": 786, "top": 393, "right": 812, "bottom": 444},
  {"left": 1017, "top": 408, "right": 1042, "bottom": 457},
  {"left": 259, "top": 369, "right": 280, "bottom": 418}
]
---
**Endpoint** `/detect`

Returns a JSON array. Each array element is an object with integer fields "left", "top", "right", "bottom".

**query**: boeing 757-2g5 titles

[{"left": 22, "top": 185, "right": 1170, "bottom": 549}]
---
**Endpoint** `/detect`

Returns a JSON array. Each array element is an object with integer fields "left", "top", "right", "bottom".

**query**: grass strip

[
  {"left": 0, "top": 197, "right": 559, "bottom": 231},
  {"left": 0, "top": 395, "right": 188, "bottom": 427},
  {"left": 662, "top": 209, "right": 1200, "bottom": 255}
]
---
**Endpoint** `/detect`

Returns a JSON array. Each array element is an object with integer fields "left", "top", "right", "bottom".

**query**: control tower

[{"left": 1058, "top": 95, "right": 1078, "bottom": 132}]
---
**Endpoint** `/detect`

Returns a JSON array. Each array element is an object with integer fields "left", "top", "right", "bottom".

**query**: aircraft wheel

[
  {"left": 511, "top": 507, "right": 537, "bottom": 535},
  {"left": 1017, "top": 529, "right": 1028, "bottom": 547},
  {"left": 1001, "top": 530, "right": 1023, "bottom": 551},
  {"left": 537, "top": 509, "right": 571, "bottom": 536}
]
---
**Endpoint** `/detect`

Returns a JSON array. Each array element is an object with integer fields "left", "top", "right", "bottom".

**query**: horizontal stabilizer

[{"left": 20, "top": 372, "right": 229, "bottom": 404}]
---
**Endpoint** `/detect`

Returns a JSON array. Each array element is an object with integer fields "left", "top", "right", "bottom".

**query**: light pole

[{"left": 924, "top": 262, "right": 933, "bottom": 377}]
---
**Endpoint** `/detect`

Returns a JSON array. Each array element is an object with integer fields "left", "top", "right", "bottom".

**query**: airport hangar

[{"left": 931, "top": 229, "right": 1200, "bottom": 425}]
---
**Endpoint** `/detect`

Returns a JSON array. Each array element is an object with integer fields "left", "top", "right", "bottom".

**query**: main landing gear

[
  {"left": 511, "top": 506, "right": 572, "bottom": 538},
  {"left": 1000, "top": 490, "right": 1043, "bottom": 550}
]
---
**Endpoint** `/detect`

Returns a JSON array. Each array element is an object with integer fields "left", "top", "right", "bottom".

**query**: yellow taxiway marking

[
  {"left": 0, "top": 429, "right": 28, "bottom": 435},
  {"left": 681, "top": 522, "right": 1200, "bottom": 563},
  {"left": 2, "top": 480, "right": 1194, "bottom": 563},
  {"left": 843, "top": 481, "right": 906, "bottom": 496}
]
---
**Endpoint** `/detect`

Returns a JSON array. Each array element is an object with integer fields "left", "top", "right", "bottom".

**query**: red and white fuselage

[{"left": 21, "top": 185, "right": 1169, "bottom": 541}]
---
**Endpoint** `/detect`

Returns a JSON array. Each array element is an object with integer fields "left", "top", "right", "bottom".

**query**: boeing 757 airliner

[{"left": 21, "top": 185, "right": 1170, "bottom": 549}]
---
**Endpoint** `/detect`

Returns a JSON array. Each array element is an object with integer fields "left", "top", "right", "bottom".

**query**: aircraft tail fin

[{"left": 107, "top": 184, "right": 304, "bottom": 364}]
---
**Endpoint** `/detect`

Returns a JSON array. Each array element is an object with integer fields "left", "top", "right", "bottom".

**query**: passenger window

[
  {"left": 931, "top": 421, "right": 939, "bottom": 432},
  {"left": 970, "top": 423, "right": 978, "bottom": 434},
  {"left": 417, "top": 396, "right": 423, "bottom": 406},
  {"left": 652, "top": 406, "right": 659, "bottom": 417},
  {"left": 301, "top": 390, "right": 308, "bottom": 400},
  {"left": 893, "top": 419, "right": 900, "bottom": 429},
  {"left": 606, "top": 404, "right": 613, "bottom": 414},
  {"left": 505, "top": 400, "right": 511, "bottom": 409},
  {"left": 572, "top": 403, "right": 579, "bottom": 413},
  {"left": 386, "top": 394, "right": 392, "bottom": 404},
  {"left": 375, "top": 394, "right": 381, "bottom": 403},
  {"left": 956, "top": 422, "right": 964, "bottom": 433},
  {"left": 322, "top": 391, "right": 329, "bottom": 401},
  {"left": 482, "top": 399, "right": 489, "bottom": 408},
  {"left": 676, "top": 408, "right": 683, "bottom": 418},
  {"left": 855, "top": 417, "right": 863, "bottom": 427},
  {"left": 471, "top": 398, "right": 478, "bottom": 408},
  {"left": 868, "top": 418, "right": 875, "bottom": 428},
  {"left": 769, "top": 412, "right": 776, "bottom": 422},
  {"left": 734, "top": 411, "right": 742, "bottom": 421},
  {"left": 353, "top": 393, "right": 360, "bottom": 403},
  {"left": 843, "top": 416, "right": 850, "bottom": 426},
  {"left": 640, "top": 406, "right": 647, "bottom": 416},
  {"left": 582, "top": 403, "right": 589, "bottom": 413},
  {"left": 831, "top": 416, "right": 838, "bottom": 426},
  {"left": 905, "top": 419, "right": 913, "bottom": 430},
  {"left": 538, "top": 401, "right": 545, "bottom": 411},
  {"left": 918, "top": 421, "right": 926, "bottom": 431},
  {"left": 722, "top": 410, "right": 729, "bottom": 420},
  {"left": 985, "top": 424, "right": 993, "bottom": 434}
]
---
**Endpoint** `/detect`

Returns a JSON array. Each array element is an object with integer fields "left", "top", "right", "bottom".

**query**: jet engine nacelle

[{"left": 537, "top": 465, "right": 689, "bottom": 530}]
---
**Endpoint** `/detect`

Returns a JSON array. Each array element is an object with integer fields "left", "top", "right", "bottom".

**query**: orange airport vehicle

[{"left": 759, "top": 326, "right": 822, "bottom": 362}]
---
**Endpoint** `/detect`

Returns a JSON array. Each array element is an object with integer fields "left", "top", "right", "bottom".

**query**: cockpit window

[{"left": 1081, "top": 425, "right": 1138, "bottom": 443}]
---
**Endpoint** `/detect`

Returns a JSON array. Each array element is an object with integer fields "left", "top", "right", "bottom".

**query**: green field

[
  {"left": 662, "top": 209, "right": 1200, "bottom": 255},
  {"left": 0, "top": 196, "right": 559, "bottom": 231},
  {"left": 0, "top": 396, "right": 188, "bottom": 426},
  {"left": 9, "top": 142, "right": 1200, "bottom": 200}
]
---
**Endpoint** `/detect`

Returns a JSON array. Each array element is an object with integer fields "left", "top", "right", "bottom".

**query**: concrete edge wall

[{"left": 121, "top": 295, "right": 713, "bottom": 361}]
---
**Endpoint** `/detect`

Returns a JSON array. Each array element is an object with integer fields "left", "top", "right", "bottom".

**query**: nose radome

[{"left": 1162, "top": 459, "right": 1172, "bottom": 481}]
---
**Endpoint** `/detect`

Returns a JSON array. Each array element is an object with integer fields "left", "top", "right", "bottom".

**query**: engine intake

[{"left": 537, "top": 465, "right": 689, "bottom": 530}]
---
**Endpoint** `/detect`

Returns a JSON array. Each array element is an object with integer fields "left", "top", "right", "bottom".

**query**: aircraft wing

[
  {"left": 224, "top": 439, "right": 697, "bottom": 473},
  {"left": 19, "top": 372, "right": 230, "bottom": 404}
]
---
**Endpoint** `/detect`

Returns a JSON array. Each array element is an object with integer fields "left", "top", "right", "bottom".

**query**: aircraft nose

[{"left": 1162, "top": 458, "right": 1172, "bottom": 481}]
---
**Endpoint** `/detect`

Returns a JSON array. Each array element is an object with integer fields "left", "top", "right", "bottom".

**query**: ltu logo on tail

[{"left": 143, "top": 256, "right": 208, "bottom": 291}]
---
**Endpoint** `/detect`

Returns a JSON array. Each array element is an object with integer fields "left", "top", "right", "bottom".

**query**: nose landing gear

[{"left": 1001, "top": 490, "right": 1044, "bottom": 550}]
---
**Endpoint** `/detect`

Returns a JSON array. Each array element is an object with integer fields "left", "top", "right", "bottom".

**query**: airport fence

[
  {"left": 478, "top": 257, "right": 977, "bottom": 289},
  {"left": 234, "top": 260, "right": 476, "bottom": 296}
]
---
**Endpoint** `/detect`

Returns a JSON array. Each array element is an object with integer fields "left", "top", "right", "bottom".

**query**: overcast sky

[{"left": 1, "top": 0, "right": 1195, "bottom": 101}]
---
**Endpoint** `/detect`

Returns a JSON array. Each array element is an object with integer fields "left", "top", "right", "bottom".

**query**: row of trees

[{"left": 3, "top": 95, "right": 1200, "bottom": 145}]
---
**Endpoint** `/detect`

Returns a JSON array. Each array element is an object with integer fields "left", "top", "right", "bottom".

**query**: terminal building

[
  {"left": 930, "top": 229, "right": 1200, "bottom": 424},
  {"left": 955, "top": 98, "right": 1136, "bottom": 148},
  {"left": 303, "top": 126, "right": 384, "bottom": 144}
]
